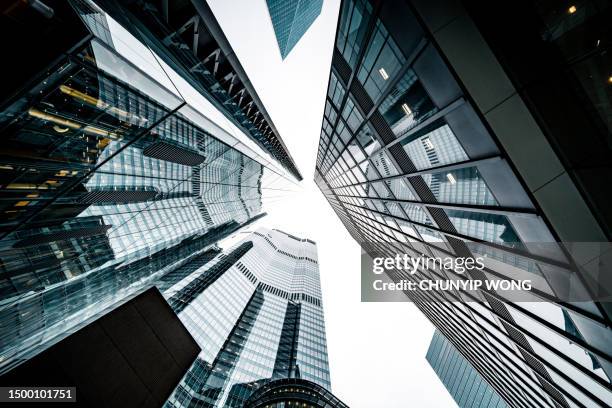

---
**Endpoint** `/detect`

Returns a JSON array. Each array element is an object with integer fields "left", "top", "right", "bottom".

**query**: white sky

[{"left": 207, "top": 1, "right": 457, "bottom": 406}]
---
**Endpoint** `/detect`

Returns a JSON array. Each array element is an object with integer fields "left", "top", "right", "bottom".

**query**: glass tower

[
  {"left": 160, "top": 227, "right": 331, "bottom": 408},
  {"left": 315, "top": 1, "right": 612, "bottom": 407},
  {"left": 427, "top": 330, "right": 509, "bottom": 408},
  {"left": 266, "top": 0, "right": 324, "bottom": 59},
  {"left": 90, "top": 0, "right": 302, "bottom": 180},
  {"left": 0, "top": 0, "right": 299, "bottom": 375}
]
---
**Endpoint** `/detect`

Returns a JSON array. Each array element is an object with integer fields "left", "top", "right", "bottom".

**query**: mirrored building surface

[
  {"left": 265, "top": 0, "right": 324, "bottom": 59},
  {"left": 0, "top": 0, "right": 299, "bottom": 375},
  {"left": 160, "top": 228, "right": 331, "bottom": 408},
  {"left": 427, "top": 330, "right": 509, "bottom": 408},
  {"left": 315, "top": 1, "right": 612, "bottom": 407},
  {"left": 89, "top": 0, "right": 303, "bottom": 180}
]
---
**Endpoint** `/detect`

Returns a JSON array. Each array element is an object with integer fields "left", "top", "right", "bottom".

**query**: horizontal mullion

[
  {"left": 343, "top": 201, "right": 572, "bottom": 270},
  {"left": 371, "top": 96, "right": 466, "bottom": 154},
  {"left": 330, "top": 155, "right": 503, "bottom": 189},
  {"left": 334, "top": 191, "right": 537, "bottom": 218}
]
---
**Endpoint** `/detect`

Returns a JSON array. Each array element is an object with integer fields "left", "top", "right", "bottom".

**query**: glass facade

[
  {"left": 266, "top": 0, "right": 324, "bottom": 59},
  {"left": 427, "top": 330, "right": 509, "bottom": 408},
  {"left": 315, "top": 1, "right": 612, "bottom": 408},
  {"left": 91, "top": 0, "right": 302, "bottom": 180},
  {"left": 162, "top": 228, "right": 330, "bottom": 408},
  {"left": 0, "top": 0, "right": 298, "bottom": 375}
]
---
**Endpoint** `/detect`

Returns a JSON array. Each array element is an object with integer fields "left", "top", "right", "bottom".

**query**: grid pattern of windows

[
  {"left": 315, "top": 1, "right": 612, "bottom": 408},
  {"left": 336, "top": 0, "right": 373, "bottom": 68},
  {"left": 266, "top": 0, "right": 323, "bottom": 59},
  {"left": 164, "top": 228, "right": 330, "bottom": 407},
  {"left": 0, "top": 2, "right": 297, "bottom": 376},
  {"left": 427, "top": 330, "right": 509, "bottom": 408}
]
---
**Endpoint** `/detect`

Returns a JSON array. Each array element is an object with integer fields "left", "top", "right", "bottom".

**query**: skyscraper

[
  {"left": 427, "top": 330, "right": 509, "bottom": 408},
  {"left": 315, "top": 1, "right": 612, "bottom": 407},
  {"left": 160, "top": 228, "right": 332, "bottom": 407},
  {"left": 266, "top": 0, "right": 324, "bottom": 59},
  {"left": 0, "top": 0, "right": 299, "bottom": 375},
  {"left": 88, "top": 0, "right": 302, "bottom": 180}
]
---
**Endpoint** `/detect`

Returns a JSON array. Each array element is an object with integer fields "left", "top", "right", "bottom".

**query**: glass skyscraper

[
  {"left": 266, "top": 0, "right": 324, "bottom": 59},
  {"left": 0, "top": 0, "right": 299, "bottom": 375},
  {"left": 427, "top": 330, "right": 509, "bottom": 408},
  {"left": 87, "top": 0, "right": 302, "bottom": 180},
  {"left": 159, "top": 227, "right": 332, "bottom": 407},
  {"left": 315, "top": 1, "right": 612, "bottom": 407}
]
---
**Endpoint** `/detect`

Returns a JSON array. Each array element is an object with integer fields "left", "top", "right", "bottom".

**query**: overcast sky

[{"left": 207, "top": 1, "right": 457, "bottom": 406}]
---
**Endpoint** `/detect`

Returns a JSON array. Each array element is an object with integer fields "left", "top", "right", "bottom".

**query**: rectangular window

[
  {"left": 379, "top": 70, "right": 438, "bottom": 138},
  {"left": 421, "top": 166, "right": 497, "bottom": 206}
]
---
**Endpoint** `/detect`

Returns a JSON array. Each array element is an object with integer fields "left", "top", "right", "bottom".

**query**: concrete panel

[
  {"left": 485, "top": 94, "right": 564, "bottom": 192},
  {"left": 478, "top": 159, "right": 533, "bottom": 209},
  {"left": 411, "top": 0, "right": 464, "bottom": 33},
  {"left": 434, "top": 14, "right": 515, "bottom": 113},
  {"left": 413, "top": 44, "right": 461, "bottom": 109},
  {"left": 445, "top": 102, "right": 499, "bottom": 158},
  {"left": 534, "top": 173, "right": 606, "bottom": 242}
]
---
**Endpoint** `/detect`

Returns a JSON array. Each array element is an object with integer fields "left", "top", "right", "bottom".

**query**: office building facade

[
  {"left": 0, "top": 0, "right": 299, "bottom": 375},
  {"left": 160, "top": 228, "right": 331, "bottom": 407},
  {"left": 427, "top": 330, "right": 509, "bottom": 408},
  {"left": 266, "top": 0, "right": 324, "bottom": 59},
  {"left": 315, "top": 1, "right": 612, "bottom": 407},
  {"left": 88, "top": 0, "right": 302, "bottom": 180}
]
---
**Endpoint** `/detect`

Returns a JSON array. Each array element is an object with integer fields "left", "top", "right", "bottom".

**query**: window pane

[
  {"left": 339, "top": 0, "right": 373, "bottom": 68},
  {"left": 422, "top": 167, "right": 497, "bottom": 206},
  {"left": 379, "top": 71, "right": 438, "bottom": 138},
  {"left": 355, "top": 122, "right": 379, "bottom": 155},
  {"left": 370, "top": 150, "right": 399, "bottom": 177},
  {"left": 444, "top": 209, "right": 521, "bottom": 246},
  {"left": 402, "top": 203, "right": 432, "bottom": 225},
  {"left": 401, "top": 120, "right": 468, "bottom": 170},
  {"left": 385, "top": 178, "right": 415, "bottom": 200}
]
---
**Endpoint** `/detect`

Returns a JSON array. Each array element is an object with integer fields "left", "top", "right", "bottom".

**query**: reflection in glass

[
  {"left": 445, "top": 210, "right": 520, "bottom": 246},
  {"left": 402, "top": 203, "right": 433, "bottom": 226},
  {"left": 379, "top": 70, "right": 437, "bottom": 138},
  {"left": 355, "top": 122, "right": 379, "bottom": 155},
  {"left": 337, "top": 0, "right": 373, "bottom": 68},
  {"left": 401, "top": 120, "right": 468, "bottom": 170},
  {"left": 370, "top": 150, "right": 399, "bottom": 178},
  {"left": 385, "top": 178, "right": 415, "bottom": 200},
  {"left": 357, "top": 21, "right": 405, "bottom": 101},
  {"left": 341, "top": 97, "right": 364, "bottom": 133},
  {"left": 328, "top": 73, "right": 346, "bottom": 108},
  {"left": 422, "top": 167, "right": 497, "bottom": 206}
]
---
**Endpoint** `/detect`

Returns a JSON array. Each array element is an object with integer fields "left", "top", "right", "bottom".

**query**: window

[
  {"left": 327, "top": 73, "right": 346, "bottom": 108},
  {"left": 401, "top": 120, "right": 468, "bottom": 170},
  {"left": 379, "top": 70, "right": 437, "bottom": 138},
  {"left": 444, "top": 210, "right": 520, "bottom": 246},
  {"left": 341, "top": 97, "right": 364, "bottom": 133},
  {"left": 357, "top": 21, "right": 405, "bottom": 102},
  {"left": 421, "top": 167, "right": 497, "bottom": 206},
  {"left": 337, "top": 0, "right": 373, "bottom": 68}
]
